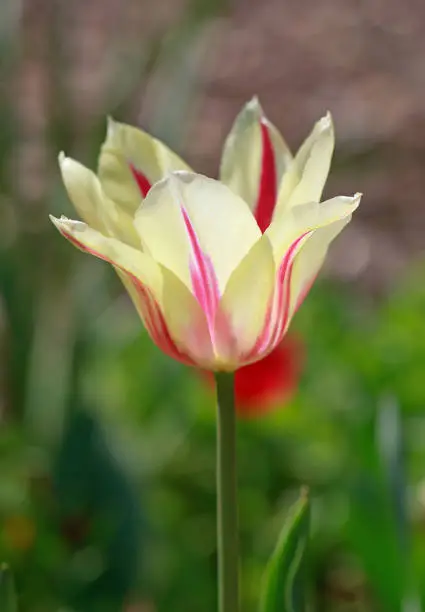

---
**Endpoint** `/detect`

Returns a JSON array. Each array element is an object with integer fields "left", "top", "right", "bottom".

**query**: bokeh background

[{"left": 2, "top": 0, "right": 425, "bottom": 610}]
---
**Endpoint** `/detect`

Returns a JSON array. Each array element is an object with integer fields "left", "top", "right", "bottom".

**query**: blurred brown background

[{"left": 9, "top": 0, "right": 425, "bottom": 295}]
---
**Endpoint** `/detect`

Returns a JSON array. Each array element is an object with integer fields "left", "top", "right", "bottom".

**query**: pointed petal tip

[
  {"left": 351, "top": 192, "right": 362, "bottom": 207},
  {"left": 318, "top": 111, "right": 334, "bottom": 131},
  {"left": 106, "top": 115, "right": 117, "bottom": 138},
  {"left": 50, "top": 214, "right": 87, "bottom": 233},
  {"left": 49, "top": 214, "right": 66, "bottom": 233},
  {"left": 246, "top": 95, "right": 263, "bottom": 118},
  {"left": 248, "top": 94, "right": 260, "bottom": 107},
  {"left": 58, "top": 152, "right": 78, "bottom": 174},
  {"left": 336, "top": 192, "right": 362, "bottom": 211},
  {"left": 58, "top": 152, "right": 79, "bottom": 174}
]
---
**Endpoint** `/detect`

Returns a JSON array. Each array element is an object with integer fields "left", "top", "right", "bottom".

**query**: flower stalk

[{"left": 215, "top": 372, "right": 239, "bottom": 612}]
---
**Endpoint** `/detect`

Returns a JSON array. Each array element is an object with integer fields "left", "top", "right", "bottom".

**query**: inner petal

[
  {"left": 253, "top": 120, "right": 278, "bottom": 232},
  {"left": 181, "top": 207, "right": 220, "bottom": 328},
  {"left": 135, "top": 172, "right": 262, "bottom": 294},
  {"left": 129, "top": 164, "right": 151, "bottom": 198},
  {"left": 212, "top": 235, "right": 275, "bottom": 368},
  {"left": 98, "top": 118, "right": 191, "bottom": 213},
  {"left": 219, "top": 97, "right": 292, "bottom": 220}
]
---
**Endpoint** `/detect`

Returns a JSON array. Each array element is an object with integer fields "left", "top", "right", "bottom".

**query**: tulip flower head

[{"left": 51, "top": 98, "right": 361, "bottom": 371}]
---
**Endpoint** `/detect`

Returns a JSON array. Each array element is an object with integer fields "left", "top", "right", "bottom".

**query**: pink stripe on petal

[
  {"left": 129, "top": 277, "right": 195, "bottom": 366},
  {"left": 268, "top": 261, "right": 294, "bottom": 348},
  {"left": 181, "top": 207, "right": 220, "bottom": 328},
  {"left": 243, "top": 303, "right": 274, "bottom": 362},
  {"left": 129, "top": 164, "right": 152, "bottom": 197},
  {"left": 253, "top": 120, "right": 277, "bottom": 233},
  {"left": 244, "top": 233, "right": 311, "bottom": 361},
  {"left": 269, "top": 233, "right": 313, "bottom": 348},
  {"left": 213, "top": 306, "right": 239, "bottom": 365}
]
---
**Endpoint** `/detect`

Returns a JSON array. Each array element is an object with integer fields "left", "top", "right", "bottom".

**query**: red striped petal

[
  {"left": 245, "top": 232, "right": 311, "bottom": 361},
  {"left": 61, "top": 230, "right": 193, "bottom": 366},
  {"left": 129, "top": 164, "right": 151, "bottom": 197},
  {"left": 129, "top": 276, "right": 195, "bottom": 366},
  {"left": 253, "top": 120, "right": 277, "bottom": 233},
  {"left": 181, "top": 207, "right": 220, "bottom": 330}
]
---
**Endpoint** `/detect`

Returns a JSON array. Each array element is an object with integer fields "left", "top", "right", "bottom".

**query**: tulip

[
  {"left": 50, "top": 99, "right": 360, "bottom": 372},
  {"left": 50, "top": 100, "right": 362, "bottom": 612}
]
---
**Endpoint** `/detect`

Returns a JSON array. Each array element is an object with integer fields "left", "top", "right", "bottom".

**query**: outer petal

[
  {"left": 49, "top": 216, "right": 161, "bottom": 296},
  {"left": 49, "top": 216, "right": 210, "bottom": 366},
  {"left": 288, "top": 216, "right": 352, "bottom": 315},
  {"left": 267, "top": 194, "right": 362, "bottom": 264},
  {"left": 276, "top": 113, "right": 335, "bottom": 214},
  {"left": 59, "top": 154, "right": 140, "bottom": 249},
  {"left": 263, "top": 195, "right": 361, "bottom": 350},
  {"left": 59, "top": 154, "right": 107, "bottom": 233},
  {"left": 213, "top": 235, "right": 275, "bottom": 368},
  {"left": 98, "top": 118, "right": 191, "bottom": 213},
  {"left": 219, "top": 97, "right": 292, "bottom": 228},
  {"left": 134, "top": 172, "right": 262, "bottom": 294},
  {"left": 245, "top": 232, "right": 310, "bottom": 362}
]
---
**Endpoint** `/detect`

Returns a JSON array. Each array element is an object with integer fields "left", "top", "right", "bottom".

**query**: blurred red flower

[{"left": 234, "top": 334, "right": 303, "bottom": 416}]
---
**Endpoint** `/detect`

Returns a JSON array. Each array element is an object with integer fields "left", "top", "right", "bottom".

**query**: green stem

[{"left": 215, "top": 372, "right": 239, "bottom": 612}]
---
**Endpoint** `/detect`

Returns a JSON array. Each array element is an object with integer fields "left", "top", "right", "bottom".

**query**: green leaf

[
  {"left": 0, "top": 564, "right": 18, "bottom": 612},
  {"left": 345, "top": 400, "right": 406, "bottom": 612},
  {"left": 260, "top": 489, "right": 311, "bottom": 612}
]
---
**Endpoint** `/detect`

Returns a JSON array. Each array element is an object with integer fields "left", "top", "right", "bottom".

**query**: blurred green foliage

[
  {"left": 0, "top": 564, "right": 18, "bottom": 612},
  {"left": 2, "top": 1, "right": 425, "bottom": 611}
]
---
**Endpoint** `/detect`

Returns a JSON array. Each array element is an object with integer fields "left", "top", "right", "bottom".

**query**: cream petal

[
  {"left": 49, "top": 215, "right": 161, "bottom": 298},
  {"left": 159, "top": 265, "right": 215, "bottom": 368},
  {"left": 219, "top": 97, "right": 292, "bottom": 217},
  {"left": 288, "top": 216, "right": 352, "bottom": 316},
  {"left": 114, "top": 268, "right": 195, "bottom": 366},
  {"left": 98, "top": 117, "right": 191, "bottom": 214},
  {"left": 134, "top": 172, "right": 262, "bottom": 293},
  {"left": 59, "top": 154, "right": 107, "bottom": 233},
  {"left": 248, "top": 232, "right": 310, "bottom": 360},
  {"left": 276, "top": 113, "right": 335, "bottom": 214},
  {"left": 50, "top": 214, "right": 210, "bottom": 366},
  {"left": 59, "top": 154, "right": 141, "bottom": 248},
  {"left": 214, "top": 235, "right": 275, "bottom": 367},
  {"left": 116, "top": 269, "right": 153, "bottom": 326},
  {"left": 267, "top": 193, "right": 362, "bottom": 264}
]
